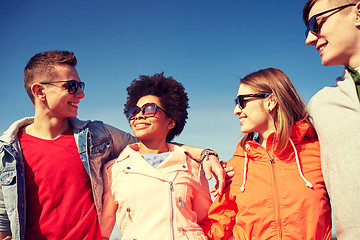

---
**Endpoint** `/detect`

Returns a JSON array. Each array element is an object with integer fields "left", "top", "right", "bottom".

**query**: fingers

[
  {"left": 202, "top": 155, "right": 227, "bottom": 196},
  {"left": 224, "top": 166, "right": 235, "bottom": 177},
  {"left": 220, "top": 160, "right": 228, "bottom": 168},
  {"left": 215, "top": 169, "right": 225, "bottom": 196},
  {"left": 225, "top": 176, "right": 233, "bottom": 186},
  {"left": 210, "top": 183, "right": 221, "bottom": 198},
  {"left": 202, "top": 162, "right": 213, "bottom": 180},
  {"left": 212, "top": 188, "right": 220, "bottom": 198}
]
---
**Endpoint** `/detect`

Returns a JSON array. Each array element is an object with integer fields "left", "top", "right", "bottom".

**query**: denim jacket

[{"left": 0, "top": 117, "right": 137, "bottom": 240}]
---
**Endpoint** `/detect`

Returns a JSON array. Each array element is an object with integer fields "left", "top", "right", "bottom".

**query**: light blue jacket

[{"left": 0, "top": 117, "right": 137, "bottom": 240}]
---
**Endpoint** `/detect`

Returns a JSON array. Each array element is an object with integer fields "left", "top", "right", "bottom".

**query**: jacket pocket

[
  {"left": 119, "top": 207, "right": 133, "bottom": 228},
  {"left": 0, "top": 170, "right": 16, "bottom": 186},
  {"left": 178, "top": 227, "right": 207, "bottom": 240},
  {"left": 177, "top": 197, "right": 197, "bottom": 221},
  {"left": 0, "top": 170, "right": 17, "bottom": 212},
  {"left": 90, "top": 139, "right": 110, "bottom": 157}
]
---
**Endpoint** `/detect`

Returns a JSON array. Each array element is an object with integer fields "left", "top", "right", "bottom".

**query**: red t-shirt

[{"left": 18, "top": 128, "right": 101, "bottom": 240}]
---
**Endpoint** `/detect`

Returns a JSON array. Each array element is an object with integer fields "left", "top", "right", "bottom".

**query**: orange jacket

[{"left": 201, "top": 120, "right": 332, "bottom": 240}]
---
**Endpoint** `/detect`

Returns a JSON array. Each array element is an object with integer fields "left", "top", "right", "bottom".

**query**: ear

[
  {"left": 31, "top": 83, "right": 46, "bottom": 102},
  {"left": 167, "top": 119, "right": 176, "bottom": 130},
  {"left": 265, "top": 94, "right": 277, "bottom": 112},
  {"left": 355, "top": 2, "right": 360, "bottom": 27}
]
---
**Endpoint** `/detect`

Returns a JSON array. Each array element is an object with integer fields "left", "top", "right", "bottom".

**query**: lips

[
  {"left": 133, "top": 122, "right": 150, "bottom": 130},
  {"left": 316, "top": 42, "right": 327, "bottom": 55},
  {"left": 239, "top": 117, "right": 246, "bottom": 126},
  {"left": 68, "top": 102, "right": 79, "bottom": 108}
]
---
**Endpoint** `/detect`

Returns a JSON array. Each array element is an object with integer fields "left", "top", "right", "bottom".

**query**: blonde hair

[{"left": 239, "top": 68, "right": 310, "bottom": 153}]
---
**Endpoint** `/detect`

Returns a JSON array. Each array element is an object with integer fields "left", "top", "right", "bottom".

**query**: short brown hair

[
  {"left": 239, "top": 68, "right": 310, "bottom": 154},
  {"left": 24, "top": 50, "right": 77, "bottom": 103}
]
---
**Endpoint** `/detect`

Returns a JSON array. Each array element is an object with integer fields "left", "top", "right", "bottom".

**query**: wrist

[{"left": 200, "top": 149, "right": 219, "bottom": 163}]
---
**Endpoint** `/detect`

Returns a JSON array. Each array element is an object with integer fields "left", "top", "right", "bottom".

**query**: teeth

[
  {"left": 135, "top": 123, "right": 147, "bottom": 128},
  {"left": 319, "top": 46, "right": 325, "bottom": 51},
  {"left": 69, "top": 102, "right": 78, "bottom": 106}
]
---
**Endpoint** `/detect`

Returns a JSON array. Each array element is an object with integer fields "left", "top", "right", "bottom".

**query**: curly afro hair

[{"left": 124, "top": 72, "right": 189, "bottom": 142}]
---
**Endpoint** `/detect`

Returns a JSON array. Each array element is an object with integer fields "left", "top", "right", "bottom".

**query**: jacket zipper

[
  {"left": 125, "top": 171, "right": 178, "bottom": 239},
  {"left": 261, "top": 142, "right": 282, "bottom": 239},
  {"left": 169, "top": 180, "right": 175, "bottom": 240},
  {"left": 119, "top": 207, "right": 132, "bottom": 226},
  {"left": 177, "top": 197, "right": 197, "bottom": 219},
  {"left": 178, "top": 227, "right": 204, "bottom": 240},
  {"left": 179, "top": 227, "right": 203, "bottom": 231},
  {"left": 269, "top": 158, "right": 282, "bottom": 239}
]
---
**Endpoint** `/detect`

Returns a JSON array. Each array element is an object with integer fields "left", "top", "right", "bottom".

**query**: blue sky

[{"left": 1, "top": 0, "right": 340, "bottom": 237}]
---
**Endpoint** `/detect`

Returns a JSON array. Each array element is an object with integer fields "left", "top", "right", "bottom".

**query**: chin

[
  {"left": 321, "top": 57, "right": 333, "bottom": 66},
  {"left": 321, "top": 56, "right": 346, "bottom": 67},
  {"left": 321, "top": 61, "right": 338, "bottom": 67},
  {"left": 321, "top": 61, "right": 330, "bottom": 66},
  {"left": 240, "top": 127, "right": 250, "bottom": 134}
]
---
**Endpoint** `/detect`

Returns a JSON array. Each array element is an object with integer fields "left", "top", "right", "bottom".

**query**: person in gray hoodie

[{"left": 303, "top": 0, "right": 360, "bottom": 239}]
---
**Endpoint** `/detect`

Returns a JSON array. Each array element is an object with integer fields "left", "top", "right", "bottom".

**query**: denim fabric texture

[{"left": 0, "top": 117, "right": 136, "bottom": 240}]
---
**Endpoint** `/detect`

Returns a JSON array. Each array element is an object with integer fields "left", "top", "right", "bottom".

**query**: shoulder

[
  {"left": 294, "top": 139, "right": 322, "bottom": 174},
  {"left": 70, "top": 118, "right": 137, "bottom": 142},
  {"left": 171, "top": 144, "right": 203, "bottom": 174},
  {"left": 104, "top": 144, "right": 139, "bottom": 170},
  {"left": 296, "top": 136, "right": 320, "bottom": 153},
  {"left": 308, "top": 71, "right": 351, "bottom": 111},
  {"left": 228, "top": 143, "right": 246, "bottom": 169},
  {"left": 308, "top": 84, "right": 339, "bottom": 123},
  {"left": 69, "top": 117, "right": 111, "bottom": 133},
  {"left": 69, "top": 117, "right": 105, "bottom": 134},
  {"left": 308, "top": 86, "right": 335, "bottom": 108},
  {"left": 171, "top": 144, "right": 198, "bottom": 162},
  {"left": 0, "top": 117, "right": 34, "bottom": 144},
  {"left": 118, "top": 144, "right": 139, "bottom": 158}
]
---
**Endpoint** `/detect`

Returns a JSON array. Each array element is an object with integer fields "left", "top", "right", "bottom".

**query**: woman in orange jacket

[
  {"left": 100, "top": 72, "right": 212, "bottom": 239},
  {"left": 200, "top": 68, "right": 332, "bottom": 240}
]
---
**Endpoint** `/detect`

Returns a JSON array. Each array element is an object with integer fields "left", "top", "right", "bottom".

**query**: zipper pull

[
  {"left": 178, "top": 197, "right": 184, "bottom": 207},
  {"left": 126, "top": 207, "right": 132, "bottom": 221},
  {"left": 169, "top": 181, "right": 174, "bottom": 191}
]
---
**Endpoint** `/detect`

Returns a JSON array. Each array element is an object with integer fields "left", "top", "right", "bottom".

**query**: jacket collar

[
  {"left": 116, "top": 143, "right": 191, "bottom": 175},
  {"left": 0, "top": 117, "right": 34, "bottom": 143},
  {"left": 68, "top": 117, "right": 91, "bottom": 130},
  {"left": 236, "top": 119, "right": 316, "bottom": 158},
  {"left": 0, "top": 117, "right": 90, "bottom": 144}
]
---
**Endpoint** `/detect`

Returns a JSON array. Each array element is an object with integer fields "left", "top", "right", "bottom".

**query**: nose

[
  {"left": 234, "top": 104, "right": 242, "bottom": 115},
  {"left": 133, "top": 110, "right": 146, "bottom": 120},
  {"left": 305, "top": 31, "right": 318, "bottom": 46},
  {"left": 75, "top": 87, "right": 85, "bottom": 99}
]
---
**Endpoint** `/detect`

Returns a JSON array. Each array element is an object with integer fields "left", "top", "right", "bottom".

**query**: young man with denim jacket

[
  {"left": 0, "top": 50, "right": 225, "bottom": 239},
  {"left": 303, "top": 0, "right": 360, "bottom": 239}
]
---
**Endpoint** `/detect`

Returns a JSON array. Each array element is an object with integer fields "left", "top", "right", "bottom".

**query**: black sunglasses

[
  {"left": 39, "top": 80, "right": 85, "bottom": 94},
  {"left": 235, "top": 93, "right": 271, "bottom": 110},
  {"left": 127, "top": 102, "right": 169, "bottom": 120},
  {"left": 305, "top": 3, "right": 355, "bottom": 37}
]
